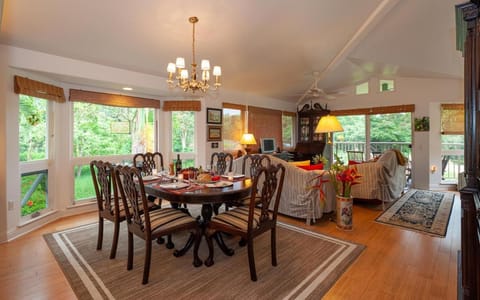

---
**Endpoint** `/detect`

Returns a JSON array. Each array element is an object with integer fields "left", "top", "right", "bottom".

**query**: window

[
  {"left": 440, "top": 104, "right": 464, "bottom": 182},
  {"left": 379, "top": 80, "right": 394, "bottom": 92},
  {"left": 355, "top": 82, "right": 369, "bottom": 95},
  {"left": 222, "top": 107, "right": 244, "bottom": 151},
  {"left": 72, "top": 103, "right": 155, "bottom": 200},
  {"left": 333, "top": 105, "right": 414, "bottom": 163},
  {"left": 171, "top": 111, "right": 195, "bottom": 168},
  {"left": 19, "top": 95, "right": 50, "bottom": 218},
  {"left": 15, "top": 76, "right": 65, "bottom": 220},
  {"left": 70, "top": 89, "right": 159, "bottom": 202},
  {"left": 282, "top": 113, "right": 295, "bottom": 149}
]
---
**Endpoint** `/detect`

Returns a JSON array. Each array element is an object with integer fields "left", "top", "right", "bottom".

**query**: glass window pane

[
  {"left": 74, "top": 164, "right": 95, "bottom": 201},
  {"left": 334, "top": 115, "right": 366, "bottom": 162},
  {"left": 73, "top": 102, "right": 154, "bottom": 157},
  {"left": 282, "top": 115, "right": 294, "bottom": 149},
  {"left": 21, "top": 170, "right": 48, "bottom": 216},
  {"left": 223, "top": 108, "right": 243, "bottom": 151},
  {"left": 19, "top": 95, "right": 48, "bottom": 161},
  {"left": 370, "top": 113, "right": 411, "bottom": 158},
  {"left": 440, "top": 135, "right": 464, "bottom": 181},
  {"left": 380, "top": 80, "right": 395, "bottom": 92},
  {"left": 355, "top": 82, "right": 369, "bottom": 95},
  {"left": 171, "top": 111, "right": 195, "bottom": 153}
]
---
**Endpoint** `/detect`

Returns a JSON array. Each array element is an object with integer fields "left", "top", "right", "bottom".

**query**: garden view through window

[
  {"left": 19, "top": 95, "right": 49, "bottom": 217},
  {"left": 72, "top": 102, "right": 155, "bottom": 201}
]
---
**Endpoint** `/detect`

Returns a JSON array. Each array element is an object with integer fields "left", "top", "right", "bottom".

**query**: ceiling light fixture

[{"left": 166, "top": 16, "right": 221, "bottom": 93}]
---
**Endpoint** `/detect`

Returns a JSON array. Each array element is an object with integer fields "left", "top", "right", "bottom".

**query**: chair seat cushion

[
  {"left": 211, "top": 206, "right": 268, "bottom": 231},
  {"left": 143, "top": 208, "right": 197, "bottom": 233}
]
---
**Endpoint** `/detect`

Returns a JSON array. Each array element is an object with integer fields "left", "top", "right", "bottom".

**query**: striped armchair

[{"left": 350, "top": 149, "right": 407, "bottom": 205}]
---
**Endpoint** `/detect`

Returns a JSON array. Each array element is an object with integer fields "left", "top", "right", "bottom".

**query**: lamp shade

[
  {"left": 315, "top": 115, "right": 344, "bottom": 133},
  {"left": 240, "top": 133, "right": 257, "bottom": 145}
]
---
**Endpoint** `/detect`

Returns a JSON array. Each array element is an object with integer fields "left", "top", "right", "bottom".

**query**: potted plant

[{"left": 311, "top": 155, "right": 361, "bottom": 230}]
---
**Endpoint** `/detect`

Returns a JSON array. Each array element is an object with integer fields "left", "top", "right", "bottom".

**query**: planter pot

[{"left": 336, "top": 195, "right": 353, "bottom": 230}]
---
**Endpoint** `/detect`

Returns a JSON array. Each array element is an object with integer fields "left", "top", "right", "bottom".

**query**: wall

[{"left": 326, "top": 76, "right": 464, "bottom": 190}]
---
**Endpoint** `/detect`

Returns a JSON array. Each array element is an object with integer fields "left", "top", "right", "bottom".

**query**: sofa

[
  {"left": 231, "top": 155, "right": 335, "bottom": 224},
  {"left": 350, "top": 149, "right": 407, "bottom": 205}
]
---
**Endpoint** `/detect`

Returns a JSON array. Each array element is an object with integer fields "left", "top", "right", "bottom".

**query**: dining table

[{"left": 143, "top": 175, "right": 252, "bottom": 259}]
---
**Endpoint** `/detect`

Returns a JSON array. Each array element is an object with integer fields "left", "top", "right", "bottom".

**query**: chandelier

[{"left": 166, "top": 16, "right": 221, "bottom": 93}]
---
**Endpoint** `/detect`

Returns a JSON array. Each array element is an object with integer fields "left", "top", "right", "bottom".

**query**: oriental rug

[
  {"left": 375, "top": 189, "right": 455, "bottom": 237},
  {"left": 44, "top": 220, "right": 364, "bottom": 300}
]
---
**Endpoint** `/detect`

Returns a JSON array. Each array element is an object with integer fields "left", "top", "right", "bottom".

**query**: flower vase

[{"left": 336, "top": 195, "right": 353, "bottom": 230}]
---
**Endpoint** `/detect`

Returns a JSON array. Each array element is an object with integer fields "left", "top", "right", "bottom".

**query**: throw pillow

[
  {"left": 288, "top": 160, "right": 311, "bottom": 167},
  {"left": 348, "top": 160, "right": 361, "bottom": 165},
  {"left": 298, "top": 164, "right": 323, "bottom": 171}
]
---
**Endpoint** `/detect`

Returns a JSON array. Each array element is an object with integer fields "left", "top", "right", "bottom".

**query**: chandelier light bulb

[
  {"left": 175, "top": 57, "right": 185, "bottom": 69},
  {"left": 201, "top": 59, "right": 211, "bottom": 70},
  {"left": 213, "top": 66, "right": 222, "bottom": 76}
]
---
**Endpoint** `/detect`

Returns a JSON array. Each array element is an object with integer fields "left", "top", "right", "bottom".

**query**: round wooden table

[{"left": 143, "top": 178, "right": 252, "bottom": 258}]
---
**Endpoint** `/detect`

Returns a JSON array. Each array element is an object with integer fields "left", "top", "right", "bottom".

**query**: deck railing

[{"left": 333, "top": 141, "right": 464, "bottom": 182}]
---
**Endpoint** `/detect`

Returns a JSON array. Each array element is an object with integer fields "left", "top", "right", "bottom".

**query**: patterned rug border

[
  {"left": 375, "top": 189, "right": 455, "bottom": 237},
  {"left": 43, "top": 221, "right": 365, "bottom": 300}
]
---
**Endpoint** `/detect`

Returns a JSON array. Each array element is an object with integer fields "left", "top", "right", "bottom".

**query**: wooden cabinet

[{"left": 294, "top": 103, "right": 329, "bottom": 161}]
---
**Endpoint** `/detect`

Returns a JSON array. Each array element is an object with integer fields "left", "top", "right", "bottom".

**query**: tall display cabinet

[
  {"left": 294, "top": 103, "right": 330, "bottom": 161},
  {"left": 458, "top": 2, "right": 480, "bottom": 299}
]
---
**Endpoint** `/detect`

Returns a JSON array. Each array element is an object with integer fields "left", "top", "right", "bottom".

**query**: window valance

[
  {"left": 14, "top": 75, "right": 66, "bottom": 102},
  {"left": 69, "top": 89, "right": 160, "bottom": 108},
  {"left": 162, "top": 100, "right": 201, "bottom": 111},
  {"left": 332, "top": 104, "right": 415, "bottom": 116}
]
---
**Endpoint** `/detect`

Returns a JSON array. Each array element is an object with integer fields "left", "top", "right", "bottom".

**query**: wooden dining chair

[
  {"left": 210, "top": 152, "right": 233, "bottom": 175},
  {"left": 133, "top": 152, "right": 164, "bottom": 175},
  {"left": 90, "top": 160, "right": 125, "bottom": 259},
  {"left": 232, "top": 154, "right": 271, "bottom": 207},
  {"left": 113, "top": 165, "right": 202, "bottom": 284},
  {"left": 204, "top": 163, "right": 286, "bottom": 281}
]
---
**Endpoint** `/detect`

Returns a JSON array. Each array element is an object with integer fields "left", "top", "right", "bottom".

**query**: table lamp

[
  {"left": 314, "top": 115, "right": 344, "bottom": 144},
  {"left": 240, "top": 133, "right": 257, "bottom": 154}
]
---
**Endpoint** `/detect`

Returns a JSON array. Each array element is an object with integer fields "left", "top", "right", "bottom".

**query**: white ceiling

[{"left": 0, "top": 0, "right": 465, "bottom": 103}]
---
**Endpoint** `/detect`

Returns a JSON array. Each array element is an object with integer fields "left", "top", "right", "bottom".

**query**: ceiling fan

[{"left": 296, "top": 72, "right": 345, "bottom": 105}]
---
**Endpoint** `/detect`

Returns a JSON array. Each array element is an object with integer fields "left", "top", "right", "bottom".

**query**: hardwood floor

[{"left": 0, "top": 195, "right": 460, "bottom": 299}]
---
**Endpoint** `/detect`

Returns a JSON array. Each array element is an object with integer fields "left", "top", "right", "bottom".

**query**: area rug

[
  {"left": 44, "top": 221, "right": 364, "bottom": 300},
  {"left": 375, "top": 189, "right": 455, "bottom": 237}
]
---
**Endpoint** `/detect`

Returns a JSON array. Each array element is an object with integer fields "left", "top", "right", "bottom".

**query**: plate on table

[
  {"left": 221, "top": 174, "right": 245, "bottom": 179},
  {"left": 205, "top": 181, "right": 234, "bottom": 188},
  {"left": 141, "top": 175, "right": 159, "bottom": 181},
  {"left": 158, "top": 182, "right": 190, "bottom": 190}
]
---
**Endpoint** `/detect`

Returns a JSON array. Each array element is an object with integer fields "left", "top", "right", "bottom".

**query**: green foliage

[
  {"left": 19, "top": 96, "right": 48, "bottom": 161},
  {"left": 171, "top": 111, "right": 194, "bottom": 152},
  {"left": 21, "top": 174, "right": 47, "bottom": 216},
  {"left": 73, "top": 102, "right": 154, "bottom": 157},
  {"left": 74, "top": 165, "right": 95, "bottom": 200}
]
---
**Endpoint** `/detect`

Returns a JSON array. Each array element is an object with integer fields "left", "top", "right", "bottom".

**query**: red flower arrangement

[{"left": 311, "top": 154, "right": 362, "bottom": 201}]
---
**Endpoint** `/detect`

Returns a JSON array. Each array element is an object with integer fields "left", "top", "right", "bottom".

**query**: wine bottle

[{"left": 175, "top": 154, "right": 182, "bottom": 175}]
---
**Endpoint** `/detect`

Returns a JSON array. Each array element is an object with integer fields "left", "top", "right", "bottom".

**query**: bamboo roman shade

[
  {"left": 332, "top": 104, "right": 415, "bottom": 116},
  {"left": 162, "top": 100, "right": 201, "bottom": 111},
  {"left": 14, "top": 75, "right": 66, "bottom": 102},
  {"left": 441, "top": 103, "right": 464, "bottom": 134},
  {"left": 69, "top": 89, "right": 160, "bottom": 108},
  {"left": 248, "top": 106, "right": 282, "bottom": 152}
]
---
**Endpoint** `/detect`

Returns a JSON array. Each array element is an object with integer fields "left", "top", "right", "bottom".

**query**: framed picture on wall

[
  {"left": 207, "top": 108, "right": 222, "bottom": 124},
  {"left": 207, "top": 126, "right": 222, "bottom": 141}
]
